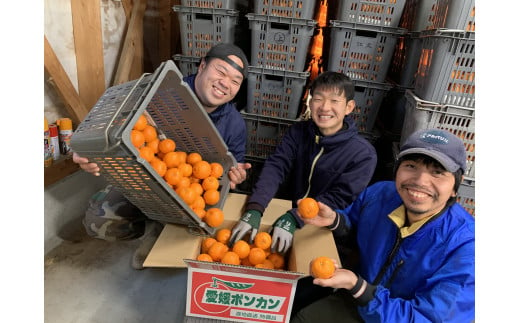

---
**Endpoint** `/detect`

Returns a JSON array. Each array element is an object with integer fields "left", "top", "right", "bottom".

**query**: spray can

[
  {"left": 44, "top": 117, "right": 53, "bottom": 167},
  {"left": 49, "top": 124, "right": 60, "bottom": 161},
  {"left": 57, "top": 118, "right": 73, "bottom": 155}
]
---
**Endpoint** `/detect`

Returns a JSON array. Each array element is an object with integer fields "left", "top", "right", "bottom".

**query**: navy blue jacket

[
  {"left": 184, "top": 74, "right": 247, "bottom": 163},
  {"left": 247, "top": 116, "right": 377, "bottom": 226}
]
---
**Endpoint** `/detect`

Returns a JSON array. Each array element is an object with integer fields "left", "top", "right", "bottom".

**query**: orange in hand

[
  {"left": 298, "top": 197, "right": 319, "bottom": 219},
  {"left": 310, "top": 256, "right": 336, "bottom": 279}
]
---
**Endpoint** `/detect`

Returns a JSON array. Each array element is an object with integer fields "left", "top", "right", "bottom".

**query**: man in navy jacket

[
  {"left": 229, "top": 71, "right": 377, "bottom": 259},
  {"left": 72, "top": 43, "right": 251, "bottom": 269}
]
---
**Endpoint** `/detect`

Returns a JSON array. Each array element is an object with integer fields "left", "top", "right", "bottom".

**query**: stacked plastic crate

[
  {"left": 234, "top": 1, "right": 317, "bottom": 194},
  {"left": 172, "top": 0, "right": 240, "bottom": 76},
  {"left": 397, "top": 0, "right": 476, "bottom": 215},
  {"left": 326, "top": 0, "right": 407, "bottom": 135}
]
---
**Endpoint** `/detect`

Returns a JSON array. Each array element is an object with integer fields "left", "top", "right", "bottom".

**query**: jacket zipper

[
  {"left": 374, "top": 230, "right": 403, "bottom": 285},
  {"left": 303, "top": 145, "right": 324, "bottom": 198}
]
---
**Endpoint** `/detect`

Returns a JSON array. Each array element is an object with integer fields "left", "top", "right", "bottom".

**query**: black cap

[{"left": 205, "top": 43, "right": 248, "bottom": 78}]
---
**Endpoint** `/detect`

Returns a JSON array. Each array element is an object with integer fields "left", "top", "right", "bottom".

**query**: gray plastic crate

[
  {"left": 173, "top": 54, "right": 200, "bottom": 76},
  {"left": 180, "top": 0, "right": 236, "bottom": 9},
  {"left": 173, "top": 5, "right": 239, "bottom": 57},
  {"left": 327, "top": 21, "right": 406, "bottom": 82},
  {"left": 400, "top": 89, "right": 475, "bottom": 179},
  {"left": 246, "top": 66, "right": 310, "bottom": 119},
  {"left": 399, "top": 0, "right": 445, "bottom": 31},
  {"left": 246, "top": 13, "right": 317, "bottom": 72},
  {"left": 242, "top": 112, "right": 296, "bottom": 159},
  {"left": 253, "top": 0, "right": 317, "bottom": 19},
  {"left": 70, "top": 60, "right": 237, "bottom": 236},
  {"left": 414, "top": 29, "right": 475, "bottom": 108},
  {"left": 336, "top": 0, "right": 407, "bottom": 27},
  {"left": 441, "top": 0, "right": 475, "bottom": 31},
  {"left": 457, "top": 177, "right": 475, "bottom": 216},
  {"left": 387, "top": 33, "right": 422, "bottom": 88},
  {"left": 352, "top": 80, "right": 392, "bottom": 133}
]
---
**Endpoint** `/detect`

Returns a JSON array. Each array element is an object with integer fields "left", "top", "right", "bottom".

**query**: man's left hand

[{"left": 228, "top": 162, "right": 252, "bottom": 189}]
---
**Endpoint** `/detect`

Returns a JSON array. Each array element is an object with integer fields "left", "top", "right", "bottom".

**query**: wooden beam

[
  {"left": 113, "top": 0, "right": 147, "bottom": 85},
  {"left": 143, "top": 0, "right": 172, "bottom": 71},
  {"left": 44, "top": 36, "right": 89, "bottom": 126},
  {"left": 71, "top": 0, "right": 106, "bottom": 111}
]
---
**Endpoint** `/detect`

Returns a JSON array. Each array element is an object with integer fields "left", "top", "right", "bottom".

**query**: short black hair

[{"left": 309, "top": 71, "right": 355, "bottom": 101}]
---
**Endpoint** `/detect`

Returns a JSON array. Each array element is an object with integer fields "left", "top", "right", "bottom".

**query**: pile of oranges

[
  {"left": 131, "top": 114, "right": 225, "bottom": 228},
  {"left": 196, "top": 229, "right": 287, "bottom": 270}
]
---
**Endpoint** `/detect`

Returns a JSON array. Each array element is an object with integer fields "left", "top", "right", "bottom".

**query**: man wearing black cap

[
  {"left": 291, "top": 128, "right": 475, "bottom": 322},
  {"left": 72, "top": 43, "right": 252, "bottom": 269}
]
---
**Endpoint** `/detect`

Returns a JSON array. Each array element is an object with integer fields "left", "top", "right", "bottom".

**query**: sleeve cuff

[
  {"left": 246, "top": 202, "right": 265, "bottom": 214},
  {"left": 348, "top": 275, "right": 375, "bottom": 306}
]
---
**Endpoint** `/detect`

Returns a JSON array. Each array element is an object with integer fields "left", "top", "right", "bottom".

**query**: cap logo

[{"left": 420, "top": 130, "right": 449, "bottom": 145}]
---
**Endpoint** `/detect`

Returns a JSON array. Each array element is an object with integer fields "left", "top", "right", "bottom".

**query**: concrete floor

[{"left": 44, "top": 224, "right": 189, "bottom": 323}]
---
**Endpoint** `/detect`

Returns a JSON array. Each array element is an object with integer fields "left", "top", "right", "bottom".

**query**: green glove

[
  {"left": 271, "top": 212, "right": 297, "bottom": 253},
  {"left": 229, "top": 210, "right": 262, "bottom": 246}
]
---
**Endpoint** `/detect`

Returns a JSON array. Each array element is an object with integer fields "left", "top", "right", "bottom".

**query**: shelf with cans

[{"left": 385, "top": 0, "right": 475, "bottom": 215}]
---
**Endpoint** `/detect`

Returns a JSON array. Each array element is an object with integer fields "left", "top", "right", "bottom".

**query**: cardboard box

[{"left": 144, "top": 193, "right": 340, "bottom": 323}]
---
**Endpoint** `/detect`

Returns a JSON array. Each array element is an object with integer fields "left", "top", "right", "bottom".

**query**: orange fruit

[
  {"left": 201, "top": 237, "right": 217, "bottom": 253},
  {"left": 208, "top": 241, "right": 228, "bottom": 261},
  {"left": 190, "top": 182, "right": 204, "bottom": 196},
  {"left": 192, "top": 207, "right": 206, "bottom": 219},
  {"left": 133, "top": 114, "right": 148, "bottom": 131},
  {"left": 232, "top": 240, "right": 251, "bottom": 259},
  {"left": 178, "top": 163, "right": 193, "bottom": 177},
  {"left": 204, "top": 207, "right": 224, "bottom": 228},
  {"left": 146, "top": 138, "right": 160, "bottom": 154},
  {"left": 221, "top": 251, "right": 241, "bottom": 265},
  {"left": 298, "top": 197, "right": 319, "bottom": 219},
  {"left": 249, "top": 248, "right": 267, "bottom": 266},
  {"left": 210, "top": 162, "right": 224, "bottom": 178},
  {"left": 254, "top": 232, "right": 272, "bottom": 250},
  {"left": 139, "top": 146, "right": 155, "bottom": 162},
  {"left": 203, "top": 189, "right": 220, "bottom": 205},
  {"left": 176, "top": 176, "right": 191, "bottom": 189},
  {"left": 176, "top": 187, "right": 197, "bottom": 205},
  {"left": 141, "top": 125, "right": 158, "bottom": 143},
  {"left": 192, "top": 160, "right": 212, "bottom": 179},
  {"left": 310, "top": 256, "right": 336, "bottom": 279},
  {"left": 268, "top": 253, "right": 285, "bottom": 269},
  {"left": 191, "top": 195, "right": 206, "bottom": 210},
  {"left": 150, "top": 159, "right": 167, "bottom": 177},
  {"left": 176, "top": 151, "right": 187, "bottom": 165},
  {"left": 255, "top": 259, "right": 274, "bottom": 269},
  {"left": 158, "top": 138, "right": 176, "bottom": 154},
  {"left": 196, "top": 253, "right": 213, "bottom": 262},
  {"left": 202, "top": 176, "right": 220, "bottom": 191},
  {"left": 164, "top": 167, "right": 183, "bottom": 186},
  {"left": 215, "top": 228, "right": 231, "bottom": 244},
  {"left": 130, "top": 130, "right": 145, "bottom": 148},
  {"left": 248, "top": 247, "right": 266, "bottom": 266},
  {"left": 186, "top": 152, "right": 203, "bottom": 165},
  {"left": 162, "top": 152, "right": 183, "bottom": 168}
]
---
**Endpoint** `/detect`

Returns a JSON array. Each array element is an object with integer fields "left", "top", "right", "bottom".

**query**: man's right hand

[
  {"left": 228, "top": 210, "right": 262, "bottom": 246},
  {"left": 73, "top": 152, "right": 101, "bottom": 176}
]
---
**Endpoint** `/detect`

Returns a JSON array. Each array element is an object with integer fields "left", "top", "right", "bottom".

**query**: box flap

[{"left": 143, "top": 223, "right": 202, "bottom": 267}]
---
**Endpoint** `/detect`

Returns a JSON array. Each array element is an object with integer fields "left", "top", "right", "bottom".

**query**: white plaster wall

[
  {"left": 44, "top": 0, "right": 126, "bottom": 123},
  {"left": 44, "top": 0, "right": 126, "bottom": 253}
]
